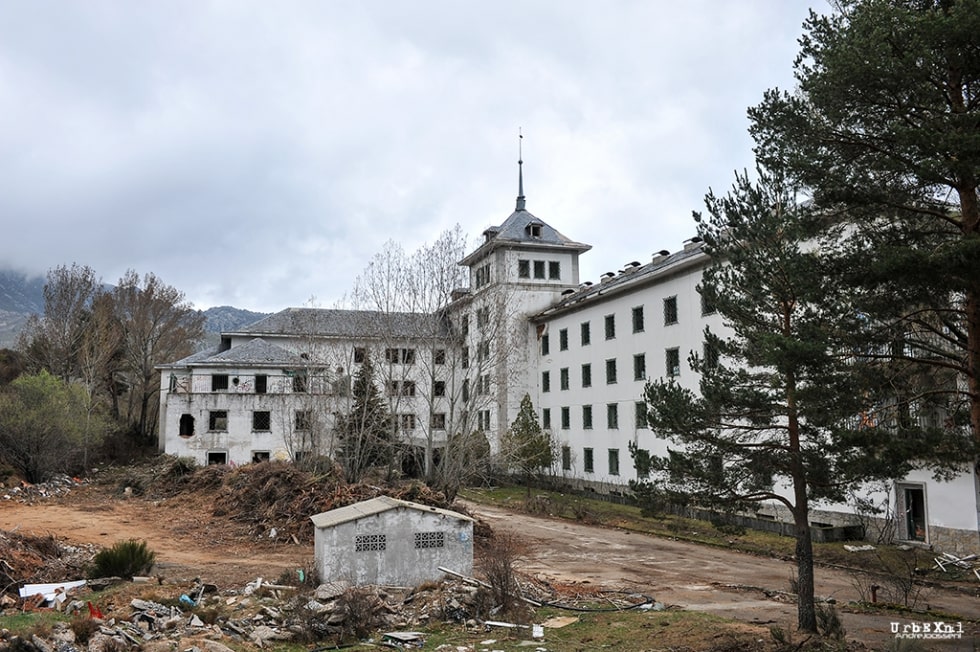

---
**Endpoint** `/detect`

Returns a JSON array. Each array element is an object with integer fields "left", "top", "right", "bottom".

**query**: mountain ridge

[{"left": 0, "top": 269, "right": 270, "bottom": 348}]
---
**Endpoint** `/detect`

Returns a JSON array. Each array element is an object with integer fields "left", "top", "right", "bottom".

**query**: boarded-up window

[
  {"left": 414, "top": 531, "right": 445, "bottom": 549},
  {"left": 355, "top": 534, "right": 386, "bottom": 552}
]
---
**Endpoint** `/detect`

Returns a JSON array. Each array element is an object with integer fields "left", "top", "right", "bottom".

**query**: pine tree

[
  {"left": 640, "top": 165, "right": 938, "bottom": 633},
  {"left": 502, "top": 393, "right": 555, "bottom": 497},
  {"left": 336, "top": 350, "right": 395, "bottom": 483},
  {"left": 749, "top": 0, "right": 980, "bottom": 444}
]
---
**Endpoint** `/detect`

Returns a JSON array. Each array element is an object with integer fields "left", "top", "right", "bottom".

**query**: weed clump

[{"left": 89, "top": 539, "right": 156, "bottom": 579}]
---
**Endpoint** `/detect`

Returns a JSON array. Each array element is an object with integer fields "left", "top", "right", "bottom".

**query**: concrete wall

[{"left": 313, "top": 507, "right": 474, "bottom": 586}]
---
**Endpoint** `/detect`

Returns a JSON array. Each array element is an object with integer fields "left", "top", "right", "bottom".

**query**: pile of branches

[
  {"left": 0, "top": 530, "right": 95, "bottom": 595},
  {"left": 174, "top": 461, "right": 452, "bottom": 544}
]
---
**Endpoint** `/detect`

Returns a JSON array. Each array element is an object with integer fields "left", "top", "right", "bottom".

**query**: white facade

[
  {"left": 158, "top": 185, "right": 980, "bottom": 554},
  {"left": 311, "top": 496, "right": 474, "bottom": 586}
]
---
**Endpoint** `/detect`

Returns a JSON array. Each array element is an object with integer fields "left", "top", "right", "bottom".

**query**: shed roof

[{"left": 310, "top": 496, "right": 473, "bottom": 529}]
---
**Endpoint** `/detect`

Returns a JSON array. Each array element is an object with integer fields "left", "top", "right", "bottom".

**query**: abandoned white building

[
  {"left": 157, "top": 164, "right": 980, "bottom": 554},
  {"left": 310, "top": 496, "right": 474, "bottom": 586}
]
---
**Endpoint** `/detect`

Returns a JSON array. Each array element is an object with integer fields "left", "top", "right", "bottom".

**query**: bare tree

[
  {"left": 112, "top": 270, "right": 205, "bottom": 444},
  {"left": 18, "top": 264, "right": 100, "bottom": 382}
]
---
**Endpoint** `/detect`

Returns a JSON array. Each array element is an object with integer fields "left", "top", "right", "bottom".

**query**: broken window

[
  {"left": 533, "top": 260, "right": 545, "bottom": 279},
  {"left": 252, "top": 451, "right": 271, "bottom": 463},
  {"left": 354, "top": 347, "right": 366, "bottom": 363},
  {"left": 295, "top": 410, "right": 313, "bottom": 431},
  {"left": 542, "top": 408, "right": 551, "bottom": 429},
  {"left": 253, "top": 411, "right": 271, "bottom": 431},
  {"left": 606, "top": 358, "right": 617, "bottom": 384},
  {"left": 292, "top": 372, "right": 308, "bottom": 393},
  {"left": 433, "top": 380, "right": 446, "bottom": 397},
  {"left": 434, "top": 349, "right": 446, "bottom": 365},
  {"left": 634, "top": 353, "right": 646, "bottom": 381},
  {"left": 518, "top": 259, "right": 530, "bottom": 278},
  {"left": 632, "top": 306, "right": 645, "bottom": 333},
  {"left": 559, "top": 328, "right": 568, "bottom": 350},
  {"left": 561, "top": 446, "right": 571, "bottom": 471},
  {"left": 635, "top": 401, "right": 648, "bottom": 429},
  {"left": 211, "top": 374, "right": 229, "bottom": 391},
  {"left": 388, "top": 381, "right": 416, "bottom": 397},
  {"left": 207, "top": 451, "right": 227, "bottom": 465},
  {"left": 581, "top": 321, "right": 591, "bottom": 346},
  {"left": 385, "top": 348, "right": 416, "bottom": 365},
  {"left": 400, "top": 414, "right": 417, "bottom": 431},
  {"left": 431, "top": 413, "right": 446, "bottom": 430},
  {"left": 179, "top": 414, "right": 195, "bottom": 437},
  {"left": 582, "top": 405, "right": 593, "bottom": 430},
  {"left": 607, "top": 403, "right": 619, "bottom": 429},
  {"left": 666, "top": 348, "right": 681, "bottom": 377},
  {"left": 664, "top": 296, "right": 678, "bottom": 325},
  {"left": 474, "top": 263, "right": 491, "bottom": 288},
  {"left": 583, "top": 448, "right": 594, "bottom": 473},
  {"left": 355, "top": 534, "right": 386, "bottom": 552},
  {"left": 561, "top": 406, "right": 570, "bottom": 430},
  {"left": 414, "top": 531, "right": 445, "bottom": 549},
  {"left": 548, "top": 261, "right": 560, "bottom": 280},
  {"left": 608, "top": 449, "right": 620, "bottom": 476},
  {"left": 208, "top": 411, "right": 228, "bottom": 431},
  {"left": 254, "top": 374, "right": 267, "bottom": 394},
  {"left": 541, "top": 334, "right": 550, "bottom": 356},
  {"left": 604, "top": 314, "right": 616, "bottom": 340},
  {"left": 560, "top": 367, "right": 569, "bottom": 390},
  {"left": 476, "top": 307, "right": 489, "bottom": 328},
  {"left": 581, "top": 363, "right": 592, "bottom": 388}
]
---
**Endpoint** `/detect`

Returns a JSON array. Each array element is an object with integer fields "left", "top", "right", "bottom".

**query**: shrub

[{"left": 89, "top": 539, "right": 156, "bottom": 579}]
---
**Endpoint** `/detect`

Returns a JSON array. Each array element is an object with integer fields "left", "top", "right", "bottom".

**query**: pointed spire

[{"left": 516, "top": 128, "right": 526, "bottom": 211}]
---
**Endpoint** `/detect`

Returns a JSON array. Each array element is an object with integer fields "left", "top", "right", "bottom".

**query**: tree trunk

[{"left": 793, "top": 506, "right": 817, "bottom": 633}]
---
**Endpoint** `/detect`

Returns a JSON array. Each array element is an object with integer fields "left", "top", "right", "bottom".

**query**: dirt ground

[{"left": 1, "top": 486, "right": 978, "bottom": 649}]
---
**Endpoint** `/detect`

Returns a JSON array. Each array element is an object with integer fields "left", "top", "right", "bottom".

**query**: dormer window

[{"left": 526, "top": 222, "right": 542, "bottom": 238}]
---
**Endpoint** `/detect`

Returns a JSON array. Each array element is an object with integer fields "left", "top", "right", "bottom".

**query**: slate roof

[
  {"left": 459, "top": 207, "right": 591, "bottom": 266},
  {"left": 531, "top": 240, "right": 710, "bottom": 321},
  {"left": 230, "top": 308, "right": 449, "bottom": 339},
  {"left": 159, "top": 337, "right": 304, "bottom": 368},
  {"left": 310, "top": 495, "right": 473, "bottom": 529}
]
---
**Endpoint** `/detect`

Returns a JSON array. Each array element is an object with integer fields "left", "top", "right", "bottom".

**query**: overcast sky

[{"left": 0, "top": 1, "right": 819, "bottom": 313}]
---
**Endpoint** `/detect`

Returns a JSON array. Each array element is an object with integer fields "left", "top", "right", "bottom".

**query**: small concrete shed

[{"left": 310, "top": 496, "right": 474, "bottom": 586}]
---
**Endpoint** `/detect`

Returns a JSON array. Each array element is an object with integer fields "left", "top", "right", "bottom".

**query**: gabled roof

[
  {"left": 229, "top": 307, "right": 449, "bottom": 340},
  {"left": 158, "top": 337, "right": 305, "bottom": 369},
  {"left": 310, "top": 495, "right": 473, "bottom": 529}
]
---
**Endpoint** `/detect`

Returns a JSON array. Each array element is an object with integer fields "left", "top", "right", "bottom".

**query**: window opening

[
  {"left": 179, "top": 414, "right": 195, "bottom": 437},
  {"left": 254, "top": 374, "right": 267, "bottom": 394},
  {"left": 664, "top": 296, "right": 678, "bottom": 325},
  {"left": 207, "top": 451, "right": 227, "bottom": 465},
  {"left": 253, "top": 411, "right": 271, "bottom": 431},
  {"left": 209, "top": 411, "right": 228, "bottom": 431},
  {"left": 212, "top": 374, "right": 229, "bottom": 391}
]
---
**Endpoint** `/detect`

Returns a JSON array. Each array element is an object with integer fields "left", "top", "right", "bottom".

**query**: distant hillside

[{"left": 0, "top": 269, "right": 269, "bottom": 348}]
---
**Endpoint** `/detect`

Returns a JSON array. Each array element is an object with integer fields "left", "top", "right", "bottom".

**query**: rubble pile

[
  {"left": 0, "top": 575, "right": 540, "bottom": 652},
  {"left": 1, "top": 475, "right": 85, "bottom": 503},
  {"left": 0, "top": 529, "right": 96, "bottom": 594}
]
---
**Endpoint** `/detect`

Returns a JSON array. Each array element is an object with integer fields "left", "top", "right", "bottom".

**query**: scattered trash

[
  {"left": 933, "top": 552, "right": 980, "bottom": 581},
  {"left": 382, "top": 630, "right": 425, "bottom": 648},
  {"left": 18, "top": 580, "right": 87, "bottom": 607}
]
